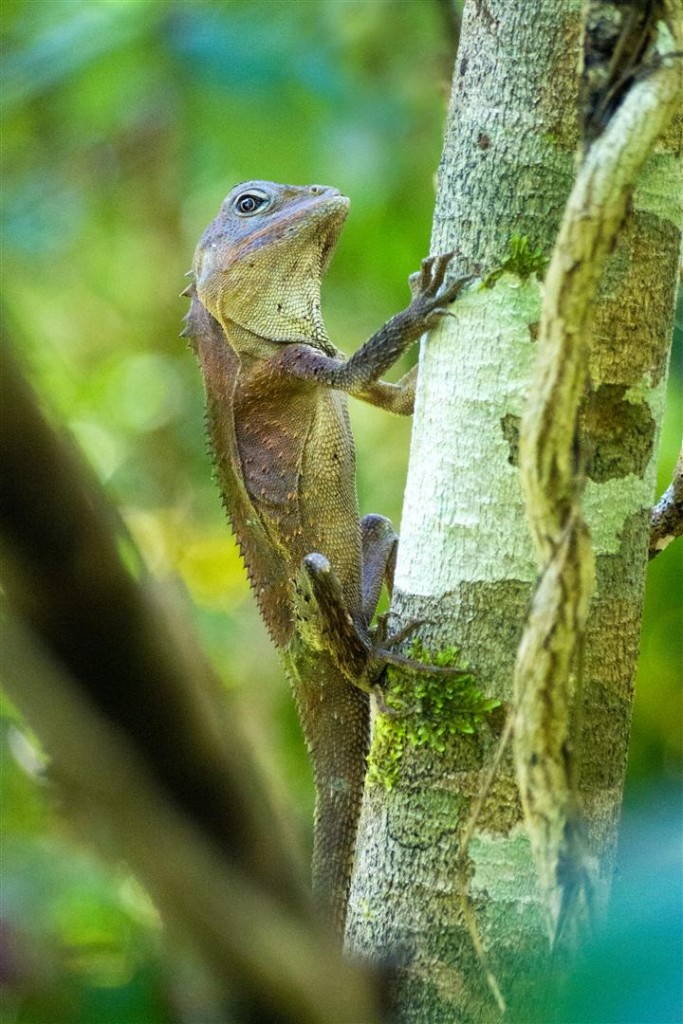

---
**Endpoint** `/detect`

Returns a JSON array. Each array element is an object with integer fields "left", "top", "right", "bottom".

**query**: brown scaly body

[{"left": 183, "top": 181, "right": 469, "bottom": 933}]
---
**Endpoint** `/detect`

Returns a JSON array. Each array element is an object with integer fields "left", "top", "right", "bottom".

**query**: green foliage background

[{"left": 1, "top": 2, "right": 681, "bottom": 1020}]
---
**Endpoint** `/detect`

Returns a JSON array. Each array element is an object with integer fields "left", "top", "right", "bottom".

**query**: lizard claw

[
  {"left": 374, "top": 646, "right": 470, "bottom": 677},
  {"left": 375, "top": 615, "right": 433, "bottom": 648},
  {"left": 420, "top": 251, "right": 456, "bottom": 294},
  {"left": 409, "top": 252, "right": 474, "bottom": 326},
  {"left": 444, "top": 272, "right": 475, "bottom": 303},
  {"left": 371, "top": 681, "right": 409, "bottom": 718},
  {"left": 441, "top": 272, "right": 475, "bottom": 304},
  {"left": 371, "top": 616, "right": 470, "bottom": 679}
]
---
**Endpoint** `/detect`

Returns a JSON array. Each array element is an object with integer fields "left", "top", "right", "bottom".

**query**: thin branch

[
  {"left": 2, "top": 607, "right": 381, "bottom": 1024},
  {"left": 456, "top": 705, "right": 515, "bottom": 1015},
  {"left": 649, "top": 447, "right": 683, "bottom": 558}
]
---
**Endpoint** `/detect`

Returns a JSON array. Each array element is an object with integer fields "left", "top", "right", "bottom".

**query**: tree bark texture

[{"left": 346, "top": 1, "right": 682, "bottom": 1020}]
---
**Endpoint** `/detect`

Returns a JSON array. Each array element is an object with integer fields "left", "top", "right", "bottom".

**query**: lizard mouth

[
  {"left": 310, "top": 192, "right": 349, "bottom": 271},
  {"left": 319, "top": 213, "right": 346, "bottom": 264}
]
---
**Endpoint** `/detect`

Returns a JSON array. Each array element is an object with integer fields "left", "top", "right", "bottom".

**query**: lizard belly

[
  {"left": 299, "top": 389, "right": 362, "bottom": 609},
  {"left": 235, "top": 382, "right": 362, "bottom": 608}
]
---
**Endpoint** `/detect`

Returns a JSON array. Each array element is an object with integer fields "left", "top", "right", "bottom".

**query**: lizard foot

[
  {"left": 372, "top": 616, "right": 470, "bottom": 677},
  {"left": 373, "top": 645, "right": 471, "bottom": 677},
  {"left": 407, "top": 253, "right": 475, "bottom": 330},
  {"left": 374, "top": 613, "right": 434, "bottom": 648}
]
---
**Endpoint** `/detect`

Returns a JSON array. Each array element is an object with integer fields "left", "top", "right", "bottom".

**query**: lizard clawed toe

[
  {"left": 370, "top": 681, "right": 410, "bottom": 718},
  {"left": 371, "top": 616, "right": 470, "bottom": 680},
  {"left": 442, "top": 272, "right": 475, "bottom": 304},
  {"left": 374, "top": 615, "right": 431, "bottom": 648},
  {"left": 374, "top": 646, "right": 470, "bottom": 677},
  {"left": 413, "top": 250, "right": 474, "bottom": 319}
]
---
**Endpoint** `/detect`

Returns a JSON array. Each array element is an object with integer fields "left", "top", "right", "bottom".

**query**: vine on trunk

[{"left": 514, "top": 0, "right": 683, "bottom": 944}]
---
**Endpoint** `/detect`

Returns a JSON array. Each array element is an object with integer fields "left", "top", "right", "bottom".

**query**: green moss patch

[
  {"left": 366, "top": 642, "right": 501, "bottom": 789},
  {"left": 483, "top": 234, "right": 549, "bottom": 288}
]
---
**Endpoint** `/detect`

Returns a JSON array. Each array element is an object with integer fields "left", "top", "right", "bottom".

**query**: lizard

[{"left": 181, "top": 180, "right": 470, "bottom": 934}]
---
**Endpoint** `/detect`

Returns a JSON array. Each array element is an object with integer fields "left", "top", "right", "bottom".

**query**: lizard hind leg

[
  {"left": 360, "top": 513, "right": 398, "bottom": 623},
  {"left": 295, "top": 553, "right": 372, "bottom": 683},
  {"left": 359, "top": 516, "right": 471, "bottom": 680}
]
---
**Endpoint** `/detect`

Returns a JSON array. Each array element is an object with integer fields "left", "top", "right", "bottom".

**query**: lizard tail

[
  {"left": 287, "top": 652, "right": 370, "bottom": 936},
  {"left": 311, "top": 683, "right": 370, "bottom": 936}
]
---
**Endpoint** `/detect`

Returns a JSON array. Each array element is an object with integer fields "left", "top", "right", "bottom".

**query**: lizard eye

[{"left": 234, "top": 191, "right": 269, "bottom": 216}]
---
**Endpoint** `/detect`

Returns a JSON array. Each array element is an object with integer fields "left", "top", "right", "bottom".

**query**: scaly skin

[{"left": 184, "top": 181, "right": 469, "bottom": 933}]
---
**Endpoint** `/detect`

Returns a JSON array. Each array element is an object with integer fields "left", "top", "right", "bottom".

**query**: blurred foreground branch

[{"left": 0, "top": 346, "right": 381, "bottom": 1024}]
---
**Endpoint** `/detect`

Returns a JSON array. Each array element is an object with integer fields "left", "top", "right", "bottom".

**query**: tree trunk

[{"left": 345, "top": 1, "right": 682, "bottom": 1020}]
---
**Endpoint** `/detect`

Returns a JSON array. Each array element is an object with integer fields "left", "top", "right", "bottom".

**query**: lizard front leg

[
  {"left": 344, "top": 259, "right": 451, "bottom": 415},
  {"left": 272, "top": 254, "right": 473, "bottom": 407},
  {"left": 353, "top": 366, "right": 417, "bottom": 416}
]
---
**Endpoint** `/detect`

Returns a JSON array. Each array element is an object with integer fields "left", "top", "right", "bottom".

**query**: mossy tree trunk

[{"left": 345, "top": 2, "right": 682, "bottom": 1021}]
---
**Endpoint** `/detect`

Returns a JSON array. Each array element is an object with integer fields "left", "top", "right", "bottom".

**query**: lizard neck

[
  {"left": 223, "top": 318, "right": 338, "bottom": 358},
  {"left": 221, "top": 251, "right": 328, "bottom": 343}
]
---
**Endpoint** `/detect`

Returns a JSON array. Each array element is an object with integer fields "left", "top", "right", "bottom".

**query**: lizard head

[{"left": 193, "top": 180, "right": 349, "bottom": 345}]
